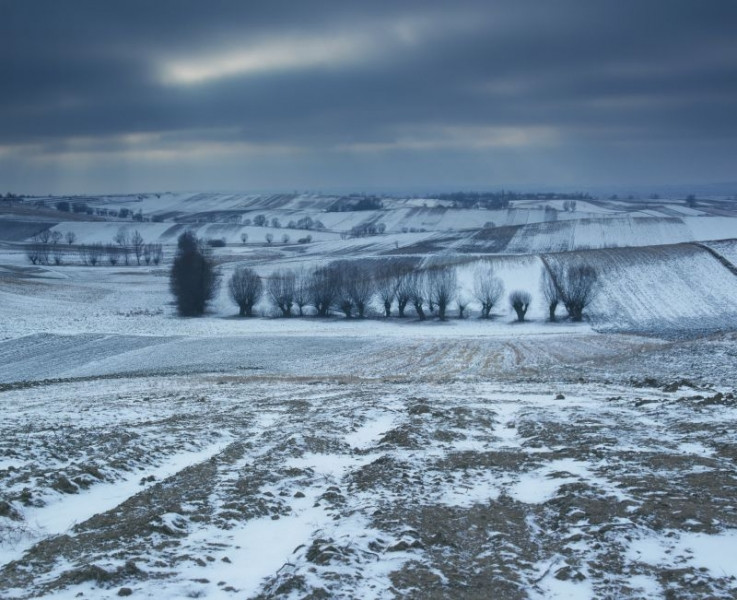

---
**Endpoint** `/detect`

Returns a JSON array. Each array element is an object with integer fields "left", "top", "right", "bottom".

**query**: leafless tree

[
  {"left": 26, "top": 239, "right": 43, "bottom": 265},
  {"left": 151, "top": 243, "right": 164, "bottom": 265},
  {"left": 406, "top": 271, "right": 427, "bottom": 320},
  {"left": 265, "top": 233, "right": 274, "bottom": 245},
  {"left": 267, "top": 269, "right": 296, "bottom": 316},
  {"left": 83, "top": 243, "right": 104, "bottom": 266},
  {"left": 343, "top": 263, "right": 373, "bottom": 318},
  {"left": 374, "top": 263, "right": 400, "bottom": 317},
  {"left": 559, "top": 264, "right": 599, "bottom": 322},
  {"left": 65, "top": 231, "right": 76, "bottom": 245},
  {"left": 142, "top": 243, "right": 152, "bottom": 265},
  {"left": 293, "top": 266, "right": 311, "bottom": 316},
  {"left": 240, "top": 232, "right": 248, "bottom": 245},
  {"left": 281, "top": 233, "right": 290, "bottom": 244},
  {"left": 114, "top": 227, "right": 130, "bottom": 265},
  {"left": 541, "top": 266, "right": 561, "bottom": 322},
  {"left": 427, "top": 267, "right": 457, "bottom": 321},
  {"left": 229, "top": 267, "right": 263, "bottom": 316},
  {"left": 78, "top": 244, "right": 90, "bottom": 265},
  {"left": 106, "top": 243, "right": 120, "bottom": 265},
  {"left": 30, "top": 233, "right": 51, "bottom": 264},
  {"left": 131, "top": 230, "right": 144, "bottom": 265},
  {"left": 395, "top": 270, "right": 413, "bottom": 318},
  {"left": 310, "top": 264, "right": 340, "bottom": 317},
  {"left": 456, "top": 295, "right": 469, "bottom": 319},
  {"left": 50, "top": 231, "right": 63, "bottom": 245},
  {"left": 473, "top": 265, "right": 504, "bottom": 318},
  {"left": 509, "top": 290, "right": 532, "bottom": 322},
  {"left": 51, "top": 243, "right": 65, "bottom": 265}
]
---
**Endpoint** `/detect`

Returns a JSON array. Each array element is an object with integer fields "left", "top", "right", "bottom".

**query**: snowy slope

[{"left": 548, "top": 244, "right": 737, "bottom": 332}]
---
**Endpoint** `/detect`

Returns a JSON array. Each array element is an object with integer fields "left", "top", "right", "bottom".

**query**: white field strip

[{"left": 0, "top": 437, "right": 232, "bottom": 568}]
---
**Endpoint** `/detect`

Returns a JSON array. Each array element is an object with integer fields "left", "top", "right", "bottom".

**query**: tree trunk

[
  {"left": 414, "top": 302, "right": 425, "bottom": 320},
  {"left": 438, "top": 302, "right": 447, "bottom": 321}
]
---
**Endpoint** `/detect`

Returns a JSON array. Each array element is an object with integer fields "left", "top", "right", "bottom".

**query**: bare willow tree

[
  {"left": 26, "top": 236, "right": 43, "bottom": 265},
  {"left": 406, "top": 270, "right": 427, "bottom": 320},
  {"left": 113, "top": 227, "right": 130, "bottom": 265},
  {"left": 86, "top": 243, "right": 104, "bottom": 266},
  {"left": 344, "top": 262, "right": 373, "bottom": 318},
  {"left": 541, "top": 266, "right": 562, "bottom": 322},
  {"left": 65, "top": 231, "right": 76, "bottom": 245},
  {"left": 267, "top": 269, "right": 296, "bottom": 316},
  {"left": 293, "top": 266, "right": 311, "bottom": 316},
  {"left": 51, "top": 242, "right": 64, "bottom": 265},
  {"left": 474, "top": 265, "right": 504, "bottom": 318},
  {"left": 105, "top": 243, "right": 120, "bottom": 265},
  {"left": 427, "top": 267, "right": 457, "bottom": 321},
  {"left": 374, "top": 265, "right": 395, "bottom": 317},
  {"left": 29, "top": 232, "right": 51, "bottom": 265},
  {"left": 509, "top": 290, "right": 532, "bottom": 322},
  {"left": 131, "top": 230, "right": 144, "bottom": 265},
  {"left": 151, "top": 243, "right": 164, "bottom": 265},
  {"left": 229, "top": 267, "right": 263, "bottom": 316},
  {"left": 310, "top": 264, "right": 340, "bottom": 317},
  {"left": 395, "top": 270, "right": 413, "bottom": 318},
  {"left": 559, "top": 264, "right": 599, "bottom": 322}
]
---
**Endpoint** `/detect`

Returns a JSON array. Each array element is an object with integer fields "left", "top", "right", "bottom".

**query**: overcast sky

[{"left": 2, "top": 1, "right": 736, "bottom": 195}]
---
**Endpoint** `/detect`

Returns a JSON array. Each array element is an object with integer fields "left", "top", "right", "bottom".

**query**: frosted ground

[{"left": 1, "top": 192, "right": 736, "bottom": 599}]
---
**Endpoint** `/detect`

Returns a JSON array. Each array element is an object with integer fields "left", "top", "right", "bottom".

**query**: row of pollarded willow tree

[
  {"left": 26, "top": 227, "right": 163, "bottom": 267},
  {"left": 227, "top": 259, "right": 600, "bottom": 322}
]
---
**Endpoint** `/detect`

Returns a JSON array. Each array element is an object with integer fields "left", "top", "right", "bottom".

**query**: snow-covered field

[
  {"left": 1, "top": 193, "right": 737, "bottom": 599},
  {"left": 1, "top": 368, "right": 736, "bottom": 599}
]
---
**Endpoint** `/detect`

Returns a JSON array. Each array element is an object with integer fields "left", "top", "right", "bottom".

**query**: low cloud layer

[{"left": 2, "top": 1, "right": 736, "bottom": 193}]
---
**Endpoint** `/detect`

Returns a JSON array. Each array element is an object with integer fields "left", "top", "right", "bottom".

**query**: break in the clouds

[{"left": 1, "top": 0, "right": 736, "bottom": 194}]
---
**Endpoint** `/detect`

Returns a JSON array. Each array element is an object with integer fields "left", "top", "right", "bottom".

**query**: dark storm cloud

[{"left": 1, "top": 0, "right": 737, "bottom": 191}]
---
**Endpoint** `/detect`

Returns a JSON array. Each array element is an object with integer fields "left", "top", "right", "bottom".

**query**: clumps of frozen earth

[{"left": 1, "top": 375, "right": 735, "bottom": 599}]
